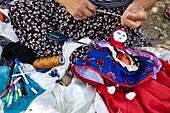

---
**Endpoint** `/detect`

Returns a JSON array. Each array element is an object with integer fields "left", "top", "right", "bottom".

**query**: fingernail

[
  {"left": 125, "top": 12, "right": 129, "bottom": 18},
  {"left": 74, "top": 17, "right": 79, "bottom": 20}
]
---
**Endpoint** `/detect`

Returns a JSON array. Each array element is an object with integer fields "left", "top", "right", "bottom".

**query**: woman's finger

[
  {"left": 121, "top": 17, "right": 143, "bottom": 29},
  {"left": 126, "top": 9, "right": 147, "bottom": 21},
  {"left": 83, "top": 8, "right": 93, "bottom": 17},
  {"left": 75, "top": 14, "right": 87, "bottom": 20},
  {"left": 86, "top": 0, "right": 96, "bottom": 13},
  {"left": 74, "top": 16, "right": 83, "bottom": 20},
  {"left": 77, "top": 12, "right": 84, "bottom": 17}
]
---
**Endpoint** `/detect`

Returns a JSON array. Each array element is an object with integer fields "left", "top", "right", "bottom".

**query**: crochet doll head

[
  {"left": 110, "top": 28, "right": 128, "bottom": 50},
  {"left": 113, "top": 28, "right": 128, "bottom": 42}
]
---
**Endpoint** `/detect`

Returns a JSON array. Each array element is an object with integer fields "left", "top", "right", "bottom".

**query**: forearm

[
  {"left": 133, "top": 0, "right": 156, "bottom": 10},
  {"left": 56, "top": 0, "right": 96, "bottom": 20},
  {"left": 57, "top": 0, "right": 67, "bottom": 6}
]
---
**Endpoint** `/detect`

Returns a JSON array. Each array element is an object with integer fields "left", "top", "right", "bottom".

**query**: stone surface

[{"left": 141, "top": 0, "right": 170, "bottom": 50}]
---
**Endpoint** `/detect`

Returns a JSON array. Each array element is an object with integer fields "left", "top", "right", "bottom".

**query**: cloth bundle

[
  {"left": 71, "top": 46, "right": 170, "bottom": 113},
  {"left": 2, "top": 43, "right": 37, "bottom": 65}
]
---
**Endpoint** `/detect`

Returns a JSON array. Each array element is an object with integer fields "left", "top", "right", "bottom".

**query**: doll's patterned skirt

[{"left": 9, "top": 0, "right": 151, "bottom": 68}]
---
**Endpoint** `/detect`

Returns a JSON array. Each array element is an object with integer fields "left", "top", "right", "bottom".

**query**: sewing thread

[{"left": 33, "top": 55, "right": 65, "bottom": 69}]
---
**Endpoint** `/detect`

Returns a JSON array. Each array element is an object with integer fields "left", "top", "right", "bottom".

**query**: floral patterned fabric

[
  {"left": 9, "top": 0, "right": 151, "bottom": 76},
  {"left": 9, "top": 0, "right": 151, "bottom": 59}
]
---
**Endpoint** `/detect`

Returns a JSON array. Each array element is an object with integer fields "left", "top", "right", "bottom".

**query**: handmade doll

[
  {"left": 108, "top": 28, "right": 138, "bottom": 71},
  {"left": 71, "top": 28, "right": 170, "bottom": 113},
  {"left": 72, "top": 28, "right": 155, "bottom": 96}
]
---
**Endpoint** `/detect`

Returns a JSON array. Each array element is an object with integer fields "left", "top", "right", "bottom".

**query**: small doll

[
  {"left": 108, "top": 28, "right": 138, "bottom": 71},
  {"left": 71, "top": 28, "right": 166, "bottom": 113}
]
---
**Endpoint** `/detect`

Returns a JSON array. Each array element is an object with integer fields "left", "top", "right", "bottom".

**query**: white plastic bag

[
  {"left": 0, "top": 9, "right": 19, "bottom": 42},
  {"left": 0, "top": 46, "right": 2, "bottom": 60}
]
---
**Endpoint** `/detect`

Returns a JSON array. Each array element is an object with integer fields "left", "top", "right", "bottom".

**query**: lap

[{"left": 9, "top": 0, "right": 151, "bottom": 58}]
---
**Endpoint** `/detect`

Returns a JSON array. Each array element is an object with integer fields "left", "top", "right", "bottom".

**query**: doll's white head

[{"left": 113, "top": 29, "right": 128, "bottom": 43}]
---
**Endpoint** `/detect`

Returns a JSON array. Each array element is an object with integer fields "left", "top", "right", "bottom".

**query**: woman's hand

[
  {"left": 121, "top": 0, "right": 156, "bottom": 29},
  {"left": 57, "top": 0, "right": 96, "bottom": 20},
  {"left": 121, "top": 2, "right": 147, "bottom": 29}
]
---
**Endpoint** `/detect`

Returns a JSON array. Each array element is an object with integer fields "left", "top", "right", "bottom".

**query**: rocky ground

[{"left": 141, "top": 0, "right": 170, "bottom": 50}]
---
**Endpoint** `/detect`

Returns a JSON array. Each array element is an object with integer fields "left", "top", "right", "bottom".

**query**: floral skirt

[{"left": 9, "top": 0, "right": 151, "bottom": 68}]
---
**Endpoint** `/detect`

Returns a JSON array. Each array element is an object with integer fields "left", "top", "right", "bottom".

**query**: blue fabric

[
  {"left": 0, "top": 66, "right": 10, "bottom": 95},
  {"left": 2, "top": 66, "right": 45, "bottom": 113},
  {"left": 74, "top": 47, "right": 154, "bottom": 86}
]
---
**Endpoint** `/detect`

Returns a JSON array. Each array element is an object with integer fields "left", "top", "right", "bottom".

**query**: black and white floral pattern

[{"left": 9, "top": 0, "right": 151, "bottom": 76}]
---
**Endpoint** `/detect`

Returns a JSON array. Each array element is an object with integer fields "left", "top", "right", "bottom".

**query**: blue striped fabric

[{"left": 90, "top": 0, "right": 133, "bottom": 7}]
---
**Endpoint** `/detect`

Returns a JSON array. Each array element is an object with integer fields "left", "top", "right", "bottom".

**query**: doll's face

[{"left": 113, "top": 30, "right": 127, "bottom": 43}]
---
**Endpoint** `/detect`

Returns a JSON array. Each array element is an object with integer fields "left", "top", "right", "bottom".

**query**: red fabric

[
  {"left": 97, "top": 58, "right": 170, "bottom": 113},
  {"left": 97, "top": 87, "right": 145, "bottom": 113},
  {"left": 110, "top": 32, "right": 126, "bottom": 51},
  {"left": 156, "top": 58, "right": 170, "bottom": 88},
  {"left": 117, "top": 52, "right": 131, "bottom": 65},
  {"left": 109, "top": 40, "right": 125, "bottom": 51},
  {"left": 73, "top": 58, "right": 170, "bottom": 113}
]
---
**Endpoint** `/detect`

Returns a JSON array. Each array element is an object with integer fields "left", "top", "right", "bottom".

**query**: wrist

[
  {"left": 133, "top": 0, "right": 156, "bottom": 10},
  {"left": 57, "top": 0, "right": 66, "bottom": 6}
]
